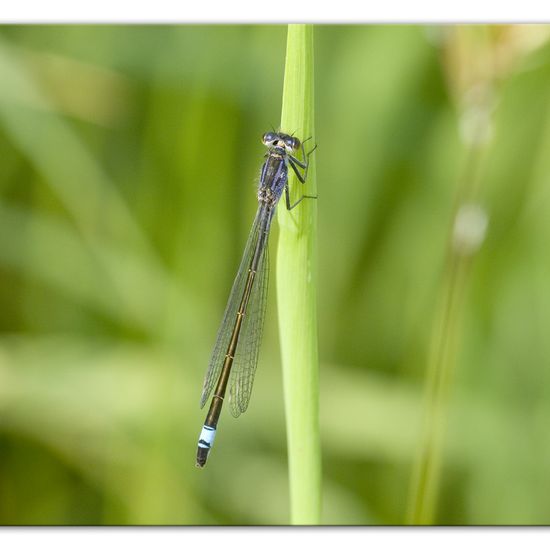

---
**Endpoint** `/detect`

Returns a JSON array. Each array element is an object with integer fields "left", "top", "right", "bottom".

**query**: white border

[
  {"left": 1, "top": 0, "right": 550, "bottom": 23},
  {"left": 2, "top": 527, "right": 550, "bottom": 550},
  {"left": 1, "top": 6, "right": 549, "bottom": 548}
]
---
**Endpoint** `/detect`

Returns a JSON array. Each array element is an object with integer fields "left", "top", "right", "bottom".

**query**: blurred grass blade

[
  {"left": 0, "top": 38, "right": 150, "bottom": 255},
  {"left": 0, "top": 201, "right": 201, "bottom": 337},
  {"left": 0, "top": 37, "right": 202, "bottom": 340},
  {"left": 276, "top": 24, "right": 321, "bottom": 525},
  {"left": 406, "top": 252, "right": 470, "bottom": 524},
  {"left": 407, "top": 26, "right": 495, "bottom": 524}
]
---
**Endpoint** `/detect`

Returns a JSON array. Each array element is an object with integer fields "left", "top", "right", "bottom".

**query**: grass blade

[{"left": 276, "top": 24, "right": 321, "bottom": 525}]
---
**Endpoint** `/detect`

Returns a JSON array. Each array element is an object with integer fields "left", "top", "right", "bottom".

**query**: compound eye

[
  {"left": 262, "top": 132, "right": 276, "bottom": 144},
  {"left": 285, "top": 136, "right": 300, "bottom": 150}
]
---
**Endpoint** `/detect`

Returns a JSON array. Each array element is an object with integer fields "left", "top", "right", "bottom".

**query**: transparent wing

[
  {"left": 200, "top": 207, "right": 263, "bottom": 408},
  {"left": 229, "top": 242, "right": 269, "bottom": 417}
]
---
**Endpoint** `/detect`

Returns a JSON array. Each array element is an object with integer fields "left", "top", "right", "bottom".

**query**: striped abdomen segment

[{"left": 196, "top": 215, "right": 268, "bottom": 468}]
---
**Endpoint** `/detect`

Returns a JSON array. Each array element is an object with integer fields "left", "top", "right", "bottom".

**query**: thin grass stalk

[
  {"left": 406, "top": 250, "right": 471, "bottom": 523},
  {"left": 276, "top": 24, "right": 321, "bottom": 525},
  {"left": 407, "top": 26, "right": 495, "bottom": 524}
]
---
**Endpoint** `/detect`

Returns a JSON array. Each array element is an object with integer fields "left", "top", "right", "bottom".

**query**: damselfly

[{"left": 196, "top": 131, "right": 316, "bottom": 468}]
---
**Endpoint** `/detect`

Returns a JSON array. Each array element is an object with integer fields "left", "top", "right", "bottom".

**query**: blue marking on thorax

[{"left": 259, "top": 155, "right": 287, "bottom": 202}]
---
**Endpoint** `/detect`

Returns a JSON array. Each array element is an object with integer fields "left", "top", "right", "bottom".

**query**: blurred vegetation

[{"left": 0, "top": 24, "right": 550, "bottom": 525}]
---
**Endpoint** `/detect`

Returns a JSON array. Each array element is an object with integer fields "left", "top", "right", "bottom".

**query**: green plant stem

[
  {"left": 406, "top": 251, "right": 470, "bottom": 524},
  {"left": 407, "top": 146, "right": 487, "bottom": 524},
  {"left": 276, "top": 24, "right": 321, "bottom": 525}
]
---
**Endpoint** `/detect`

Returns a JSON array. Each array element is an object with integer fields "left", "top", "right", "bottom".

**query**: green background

[{"left": 1, "top": 24, "right": 550, "bottom": 525}]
